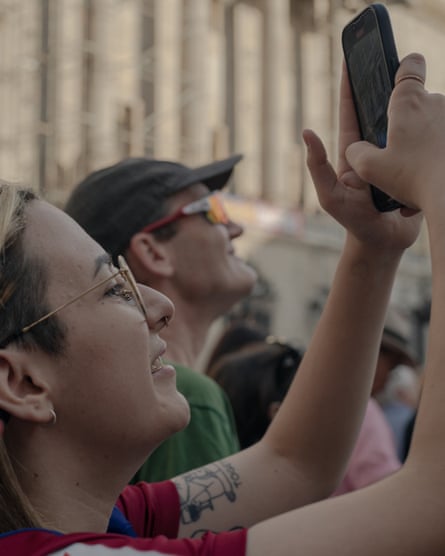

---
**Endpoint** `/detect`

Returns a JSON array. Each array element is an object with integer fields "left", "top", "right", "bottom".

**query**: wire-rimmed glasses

[{"left": 1, "top": 255, "right": 147, "bottom": 348}]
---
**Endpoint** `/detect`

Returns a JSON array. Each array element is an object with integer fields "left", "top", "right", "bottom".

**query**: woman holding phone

[{"left": 1, "top": 53, "right": 444, "bottom": 555}]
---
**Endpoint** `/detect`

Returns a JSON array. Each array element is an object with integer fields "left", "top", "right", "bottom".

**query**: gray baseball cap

[{"left": 65, "top": 154, "right": 243, "bottom": 261}]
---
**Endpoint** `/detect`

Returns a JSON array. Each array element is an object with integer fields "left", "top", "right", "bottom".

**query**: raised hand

[
  {"left": 303, "top": 60, "right": 421, "bottom": 253},
  {"left": 346, "top": 53, "right": 444, "bottom": 217}
]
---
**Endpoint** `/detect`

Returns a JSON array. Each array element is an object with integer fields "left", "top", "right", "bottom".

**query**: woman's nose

[{"left": 140, "top": 284, "right": 175, "bottom": 331}]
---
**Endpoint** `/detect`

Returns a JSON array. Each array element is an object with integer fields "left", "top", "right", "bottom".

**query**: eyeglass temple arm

[
  {"left": 21, "top": 271, "right": 122, "bottom": 334},
  {"left": 141, "top": 195, "right": 215, "bottom": 234}
]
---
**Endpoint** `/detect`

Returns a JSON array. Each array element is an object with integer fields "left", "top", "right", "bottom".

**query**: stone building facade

[{"left": 0, "top": 0, "right": 438, "bottom": 358}]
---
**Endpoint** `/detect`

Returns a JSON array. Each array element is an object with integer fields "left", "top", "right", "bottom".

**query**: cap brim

[
  {"left": 181, "top": 154, "right": 243, "bottom": 191},
  {"left": 381, "top": 337, "right": 417, "bottom": 367}
]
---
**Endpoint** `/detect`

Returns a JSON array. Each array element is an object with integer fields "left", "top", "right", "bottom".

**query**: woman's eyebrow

[{"left": 93, "top": 253, "right": 113, "bottom": 278}]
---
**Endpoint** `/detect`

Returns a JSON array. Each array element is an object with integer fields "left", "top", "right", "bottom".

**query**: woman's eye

[{"left": 106, "top": 284, "right": 135, "bottom": 304}]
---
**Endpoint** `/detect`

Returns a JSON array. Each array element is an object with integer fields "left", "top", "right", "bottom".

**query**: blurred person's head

[
  {"left": 372, "top": 306, "right": 418, "bottom": 396},
  {"left": 65, "top": 156, "right": 257, "bottom": 320},
  {"left": 207, "top": 340, "right": 304, "bottom": 449},
  {"left": 378, "top": 364, "right": 421, "bottom": 409},
  {"left": 206, "top": 320, "right": 268, "bottom": 371}
]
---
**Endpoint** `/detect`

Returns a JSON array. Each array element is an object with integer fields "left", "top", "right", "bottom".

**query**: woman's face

[{"left": 23, "top": 200, "right": 189, "bottom": 461}]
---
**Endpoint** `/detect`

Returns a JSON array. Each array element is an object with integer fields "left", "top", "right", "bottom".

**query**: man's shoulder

[
  {"left": 172, "top": 362, "right": 219, "bottom": 386},
  {"left": 171, "top": 362, "right": 228, "bottom": 401}
]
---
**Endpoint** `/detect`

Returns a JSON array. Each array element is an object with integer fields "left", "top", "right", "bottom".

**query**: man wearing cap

[
  {"left": 65, "top": 155, "right": 257, "bottom": 482},
  {"left": 373, "top": 306, "right": 418, "bottom": 399},
  {"left": 374, "top": 307, "right": 420, "bottom": 461},
  {"left": 332, "top": 307, "right": 419, "bottom": 494}
]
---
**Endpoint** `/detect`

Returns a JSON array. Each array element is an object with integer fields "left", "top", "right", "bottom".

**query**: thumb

[{"left": 345, "top": 141, "right": 394, "bottom": 192}]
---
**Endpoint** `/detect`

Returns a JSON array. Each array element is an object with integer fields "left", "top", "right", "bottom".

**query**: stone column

[
  {"left": 261, "top": 0, "right": 291, "bottom": 205},
  {"left": 182, "top": 0, "right": 210, "bottom": 164},
  {"left": 153, "top": 0, "right": 182, "bottom": 159}
]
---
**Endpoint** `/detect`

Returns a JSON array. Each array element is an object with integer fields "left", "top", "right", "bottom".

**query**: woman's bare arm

[
  {"left": 174, "top": 58, "right": 421, "bottom": 538},
  {"left": 247, "top": 51, "right": 445, "bottom": 556}
]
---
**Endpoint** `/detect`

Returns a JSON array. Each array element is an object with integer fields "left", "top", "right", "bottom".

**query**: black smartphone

[{"left": 342, "top": 3, "right": 402, "bottom": 212}]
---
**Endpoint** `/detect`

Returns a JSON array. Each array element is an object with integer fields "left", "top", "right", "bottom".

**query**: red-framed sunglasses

[{"left": 141, "top": 192, "right": 230, "bottom": 234}]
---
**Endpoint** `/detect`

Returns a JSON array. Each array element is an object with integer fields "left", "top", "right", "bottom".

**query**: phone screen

[
  {"left": 342, "top": 4, "right": 401, "bottom": 212},
  {"left": 345, "top": 27, "right": 392, "bottom": 148}
]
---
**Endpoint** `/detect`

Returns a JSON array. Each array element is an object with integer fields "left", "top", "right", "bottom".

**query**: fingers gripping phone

[{"left": 342, "top": 3, "right": 403, "bottom": 212}]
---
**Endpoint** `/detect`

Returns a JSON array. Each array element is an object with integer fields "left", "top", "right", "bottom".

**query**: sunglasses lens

[{"left": 206, "top": 194, "right": 229, "bottom": 225}]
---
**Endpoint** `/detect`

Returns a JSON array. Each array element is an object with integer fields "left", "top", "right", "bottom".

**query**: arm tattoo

[{"left": 174, "top": 461, "right": 242, "bottom": 526}]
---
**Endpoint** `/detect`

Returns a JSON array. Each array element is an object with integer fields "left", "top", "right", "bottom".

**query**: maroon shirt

[{"left": 0, "top": 481, "right": 247, "bottom": 555}]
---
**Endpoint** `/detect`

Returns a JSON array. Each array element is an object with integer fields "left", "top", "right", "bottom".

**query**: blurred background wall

[{"left": 0, "top": 0, "right": 435, "bottom": 359}]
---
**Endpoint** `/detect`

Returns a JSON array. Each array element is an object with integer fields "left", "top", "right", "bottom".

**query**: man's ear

[
  {"left": 127, "top": 232, "right": 175, "bottom": 278},
  {"left": 0, "top": 350, "right": 54, "bottom": 425}
]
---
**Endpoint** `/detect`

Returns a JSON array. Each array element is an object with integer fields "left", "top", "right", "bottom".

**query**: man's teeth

[{"left": 151, "top": 356, "right": 164, "bottom": 373}]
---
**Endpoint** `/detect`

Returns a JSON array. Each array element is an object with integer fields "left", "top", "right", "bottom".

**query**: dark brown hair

[
  {"left": 0, "top": 183, "right": 67, "bottom": 532},
  {"left": 208, "top": 341, "right": 303, "bottom": 449}
]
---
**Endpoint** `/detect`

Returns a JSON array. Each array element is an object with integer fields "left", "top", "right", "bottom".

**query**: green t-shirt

[{"left": 132, "top": 363, "right": 240, "bottom": 483}]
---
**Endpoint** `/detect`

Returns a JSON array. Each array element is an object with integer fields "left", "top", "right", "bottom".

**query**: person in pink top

[
  {"left": 334, "top": 306, "right": 421, "bottom": 495},
  {"left": 333, "top": 398, "right": 400, "bottom": 495}
]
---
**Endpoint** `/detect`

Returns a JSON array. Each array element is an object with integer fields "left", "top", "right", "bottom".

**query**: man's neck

[
  {"left": 162, "top": 311, "right": 213, "bottom": 368},
  {"left": 161, "top": 299, "right": 218, "bottom": 369}
]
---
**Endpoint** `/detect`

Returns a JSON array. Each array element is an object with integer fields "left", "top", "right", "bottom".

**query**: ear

[
  {"left": 127, "top": 232, "right": 175, "bottom": 279},
  {"left": 0, "top": 350, "right": 54, "bottom": 425}
]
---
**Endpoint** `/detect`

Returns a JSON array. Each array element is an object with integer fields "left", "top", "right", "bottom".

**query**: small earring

[{"left": 49, "top": 409, "right": 57, "bottom": 426}]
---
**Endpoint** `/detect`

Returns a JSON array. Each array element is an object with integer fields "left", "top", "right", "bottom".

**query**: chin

[
  {"left": 238, "top": 263, "right": 258, "bottom": 289},
  {"left": 235, "top": 271, "right": 257, "bottom": 298},
  {"left": 145, "top": 393, "right": 190, "bottom": 452},
  {"left": 162, "top": 391, "right": 190, "bottom": 435},
  {"left": 175, "top": 391, "right": 191, "bottom": 428}
]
